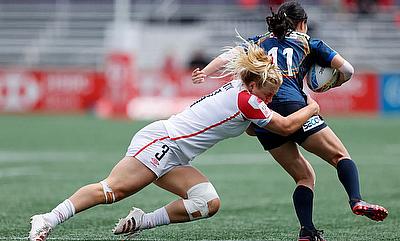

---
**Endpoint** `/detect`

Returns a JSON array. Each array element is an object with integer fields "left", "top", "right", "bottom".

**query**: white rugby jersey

[{"left": 163, "top": 79, "right": 273, "bottom": 160}]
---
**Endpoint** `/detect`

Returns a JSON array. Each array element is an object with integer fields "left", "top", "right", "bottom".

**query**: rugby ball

[{"left": 306, "top": 64, "right": 339, "bottom": 92}]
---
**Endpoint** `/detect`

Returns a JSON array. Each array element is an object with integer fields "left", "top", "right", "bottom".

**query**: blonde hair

[{"left": 223, "top": 41, "right": 283, "bottom": 91}]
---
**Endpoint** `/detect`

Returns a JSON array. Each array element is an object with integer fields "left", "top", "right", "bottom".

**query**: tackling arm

[{"left": 263, "top": 96, "right": 320, "bottom": 136}]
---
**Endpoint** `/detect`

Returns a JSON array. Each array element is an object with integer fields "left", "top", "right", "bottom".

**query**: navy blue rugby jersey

[{"left": 248, "top": 32, "right": 337, "bottom": 105}]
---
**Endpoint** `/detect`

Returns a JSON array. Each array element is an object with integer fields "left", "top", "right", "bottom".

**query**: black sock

[
  {"left": 293, "top": 185, "right": 314, "bottom": 231},
  {"left": 336, "top": 159, "right": 362, "bottom": 207}
]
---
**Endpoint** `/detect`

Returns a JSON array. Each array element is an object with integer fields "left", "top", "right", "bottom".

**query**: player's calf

[{"left": 113, "top": 182, "right": 220, "bottom": 237}]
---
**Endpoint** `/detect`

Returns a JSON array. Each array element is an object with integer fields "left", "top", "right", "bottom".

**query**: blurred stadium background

[
  {"left": 0, "top": 0, "right": 400, "bottom": 117},
  {"left": 1, "top": 1, "right": 400, "bottom": 241}
]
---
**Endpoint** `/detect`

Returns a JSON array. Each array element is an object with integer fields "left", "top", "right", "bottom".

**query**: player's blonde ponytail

[{"left": 223, "top": 41, "right": 282, "bottom": 91}]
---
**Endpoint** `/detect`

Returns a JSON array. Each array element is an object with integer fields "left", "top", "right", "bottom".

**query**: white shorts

[{"left": 126, "top": 120, "right": 191, "bottom": 178}]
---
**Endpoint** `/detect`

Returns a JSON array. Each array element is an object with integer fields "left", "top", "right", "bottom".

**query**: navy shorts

[{"left": 255, "top": 102, "right": 327, "bottom": 150}]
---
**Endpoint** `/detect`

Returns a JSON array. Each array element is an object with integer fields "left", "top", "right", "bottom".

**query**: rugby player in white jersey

[{"left": 29, "top": 42, "right": 319, "bottom": 241}]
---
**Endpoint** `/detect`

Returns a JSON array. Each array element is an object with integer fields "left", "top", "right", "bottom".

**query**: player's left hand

[
  {"left": 306, "top": 95, "right": 320, "bottom": 115},
  {"left": 192, "top": 68, "right": 207, "bottom": 84},
  {"left": 331, "top": 71, "right": 350, "bottom": 88}
]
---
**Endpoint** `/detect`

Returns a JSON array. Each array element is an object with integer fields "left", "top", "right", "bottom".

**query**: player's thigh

[
  {"left": 105, "top": 156, "right": 157, "bottom": 198},
  {"left": 301, "top": 126, "right": 350, "bottom": 167},
  {"left": 269, "top": 141, "right": 315, "bottom": 187},
  {"left": 154, "top": 165, "right": 209, "bottom": 198}
]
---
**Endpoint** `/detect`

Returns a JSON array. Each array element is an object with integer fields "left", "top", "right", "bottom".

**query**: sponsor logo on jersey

[
  {"left": 150, "top": 157, "right": 160, "bottom": 167},
  {"left": 248, "top": 95, "right": 261, "bottom": 109},
  {"left": 244, "top": 95, "right": 272, "bottom": 119},
  {"left": 258, "top": 101, "right": 272, "bottom": 118},
  {"left": 302, "top": 115, "right": 324, "bottom": 132},
  {"left": 222, "top": 82, "right": 233, "bottom": 91}
]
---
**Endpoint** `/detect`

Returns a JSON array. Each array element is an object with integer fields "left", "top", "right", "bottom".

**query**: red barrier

[
  {"left": 103, "top": 52, "right": 136, "bottom": 116},
  {"left": 0, "top": 69, "right": 105, "bottom": 112},
  {"left": 135, "top": 70, "right": 227, "bottom": 97},
  {"left": 125, "top": 70, "right": 229, "bottom": 119},
  {"left": 307, "top": 72, "right": 379, "bottom": 115},
  {"left": 0, "top": 67, "right": 379, "bottom": 118}
]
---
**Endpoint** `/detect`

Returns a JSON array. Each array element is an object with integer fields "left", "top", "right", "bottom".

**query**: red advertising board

[
  {"left": 1, "top": 66, "right": 379, "bottom": 118},
  {"left": 104, "top": 52, "right": 136, "bottom": 116},
  {"left": 125, "top": 69, "right": 229, "bottom": 119},
  {"left": 135, "top": 69, "right": 227, "bottom": 97},
  {"left": 307, "top": 72, "right": 379, "bottom": 115},
  {"left": 0, "top": 69, "right": 105, "bottom": 112}
]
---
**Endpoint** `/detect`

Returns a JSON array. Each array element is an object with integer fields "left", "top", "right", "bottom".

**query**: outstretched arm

[
  {"left": 192, "top": 47, "right": 242, "bottom": 84},
  {"left": 263, "top": 95, "right": 320, "bottom": 136},
  {"left": 331, "top": 54, "right": 354, "bottom": 88}
]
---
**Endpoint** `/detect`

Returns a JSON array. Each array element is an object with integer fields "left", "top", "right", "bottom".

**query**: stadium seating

[{"left": 0, "top": 1, "right": 399, "bottom": 72}]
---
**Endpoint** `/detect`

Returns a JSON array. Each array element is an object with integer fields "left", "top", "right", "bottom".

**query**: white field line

[
  {"left": 0, "top": 150, "right": 95, "bottom": 163},
  {"left": 383, "top": 144, "right": 400, "bottom": 153},
  {"left": 0, "top": 167, "right": 40, "bottom": 178},
  {"left": 0, "top": 150, "right": 273, "bottom": 165},
  {"left": 0, "top": 238, "right": 276, "bottom": 241},
  {"left": 0, "top": 148, "right": 399, "bottom": 167}
]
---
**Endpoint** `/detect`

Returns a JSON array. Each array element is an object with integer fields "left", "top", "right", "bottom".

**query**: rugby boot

[
  {"left": 298, "top": 226, "right": 326, "bottom": 241},
  {"left": 29, "top": 215, "right": 52, "bottom": 241},
  {"left": 113, "top": 207, "right": 144, "bottom": 238},
  {"left": 351, "top": 200, "right": 388, "bottom": 221}
]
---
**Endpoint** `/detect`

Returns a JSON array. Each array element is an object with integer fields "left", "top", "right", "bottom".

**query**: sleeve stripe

[{"left": 237, "top": 90, "right": 273, "bottom": 127}]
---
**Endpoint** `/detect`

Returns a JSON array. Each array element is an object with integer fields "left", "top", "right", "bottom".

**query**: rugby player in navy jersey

[{"left": 192, "top": 1, "right": 387, "bottom": 240}]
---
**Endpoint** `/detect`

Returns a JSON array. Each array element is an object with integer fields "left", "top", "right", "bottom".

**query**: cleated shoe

[
  {"left": 352, "top": 200, "right": 388, "bottom": 221},
  {"left": 28, "top": 215, "right": 52, "bottom": 241},
  {"left": 298, "top": 227, "right": 326, "bottom": 241},
  {"left": 113, "top": 207, "right": 144, "bottom": 237}
]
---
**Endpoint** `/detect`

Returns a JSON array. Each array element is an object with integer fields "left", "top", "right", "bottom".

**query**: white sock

[
  {"left": 43, "top": 199, "right": 75, "bottom": 228},
  {"left": 140, "top": 207, "right": 170, "bottom": 229}
]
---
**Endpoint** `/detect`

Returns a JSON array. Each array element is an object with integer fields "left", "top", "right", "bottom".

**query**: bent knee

[
  {"left": 183, "top": 182, "right": 220, "bottom": 220},
  {"left": 100, "top": 180, "right": 132, "bottom": 203},
  {"left": 207, "top": 198, "right": 221, "bottom": 217}
]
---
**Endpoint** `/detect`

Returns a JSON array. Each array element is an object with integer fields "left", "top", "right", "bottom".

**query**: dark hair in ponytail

[{"left": 266, "top": 1, "right": 308, "bottom": 40}]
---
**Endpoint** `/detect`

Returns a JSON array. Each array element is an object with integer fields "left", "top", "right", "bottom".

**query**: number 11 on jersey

[{"left": 268, "top": 47, "right": 294, "bottom": 76}]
